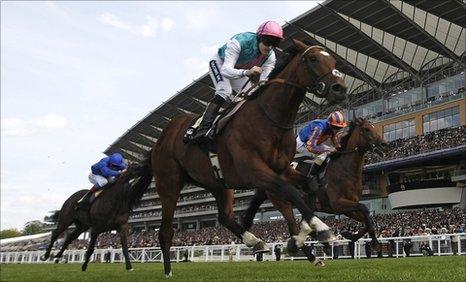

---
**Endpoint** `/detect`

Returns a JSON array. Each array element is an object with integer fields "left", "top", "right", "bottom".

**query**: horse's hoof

[
  {"left": 315, "top": 230, "right": 336, "bottom": 243},
  {"left": 314, "top": 259, "right": 325, "bottom": 267},
  {"left": 286, "top": 237, "right": 299, "bottom": 255},
  {"left": 40, "top": 255, "right": 47, "bottom": 261},
  {"left": 54, "top": 259, "right": 60, "bottom": 264},
  {"left": 81, "top": 265, "right": 87, "bottom": 272},
  {"left": 252, "top": 241, "right": 270, "bottom": 254},
  {"left": 165, "top": 271, "right": 173, "bottom": 278},
  {"left": 127, "top": 268, "right": 134, "bottom": 272}
]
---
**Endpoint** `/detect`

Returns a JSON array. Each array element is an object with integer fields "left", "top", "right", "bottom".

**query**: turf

[{"left": 0, "top": 256, "right": 464, "bottom": 281}]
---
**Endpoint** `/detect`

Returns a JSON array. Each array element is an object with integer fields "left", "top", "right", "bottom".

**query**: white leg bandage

[
  {"left": 293, "top": 221, "right": 313, "bottom": 248},
  {"left": 310, "top": 216, "right": 330, "bottom": 232},
  {"left": 241, "top": 231, "right": 262, "bottom": 247}
]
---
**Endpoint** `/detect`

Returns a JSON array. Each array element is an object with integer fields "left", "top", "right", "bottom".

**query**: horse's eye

[{"left": 308, "top": 56, "right": 317, "bottom": 62}]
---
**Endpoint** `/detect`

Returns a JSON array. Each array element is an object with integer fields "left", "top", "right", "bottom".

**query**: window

[
  {"left": 383, "top": 119, "right": 416, "bottom": 141},
  {"left": 423, "top": 106, "right": 461, "bottom": 134}
]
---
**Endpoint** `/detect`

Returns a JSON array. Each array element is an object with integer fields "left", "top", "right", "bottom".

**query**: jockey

[
  {"left": 186, "top": 20, "right": 284, "bottom": 143},
  {"left": 296, "top": 111, "right": 347, "bottom": 177},
  {"left": 77, "top": 153, "right": 128, "bottom": 207}
]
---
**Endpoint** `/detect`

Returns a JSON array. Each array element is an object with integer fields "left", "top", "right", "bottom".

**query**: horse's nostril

[
  {"left": 331, "top": 84, "right": 341, "bottom": 92},
  {"left": 331, "top": 83, "right": 346, "bottom": 95}
]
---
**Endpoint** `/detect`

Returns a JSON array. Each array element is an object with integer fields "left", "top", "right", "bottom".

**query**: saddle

[
  {"left": 294, "top": 157, "right": 330, "bottom": 183},
  {"left": 89, "top": 190, "right": 103, "bottom": 203},
  {"left": 193, "top": 100, "right": 247, "bottom": 145}
]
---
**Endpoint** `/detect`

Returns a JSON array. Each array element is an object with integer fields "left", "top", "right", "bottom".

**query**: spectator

[
  {"left": 420, "top": 242, "right": 433, "bottom": 256},
  {"left": 274, "top": 244, "right": 282, "bottom": 261}
]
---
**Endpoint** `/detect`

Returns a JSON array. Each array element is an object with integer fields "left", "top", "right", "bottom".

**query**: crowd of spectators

[
  {"left": 2, "top": 208, "right": 464, "bottom": 252},
  {"left": 365, "top": 126, "right": 465, "bottom": 164},
  {"left": 131, "top": 195, "right": 254, "bottom": 220},
  {"left": 51, "top": 207, "right": 463, "bottom": 250}
]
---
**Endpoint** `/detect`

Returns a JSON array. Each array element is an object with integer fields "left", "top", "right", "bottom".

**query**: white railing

[{"left": 1, "top": 233, "right": 464, "bottom": 264}]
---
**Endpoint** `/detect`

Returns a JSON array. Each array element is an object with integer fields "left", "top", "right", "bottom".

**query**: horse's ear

[
  {"left": 353, "top": 116, "right": 363, "bottom": 126},
  {"left": 292, "top": 39, "right": 308, "bottom": 52}
]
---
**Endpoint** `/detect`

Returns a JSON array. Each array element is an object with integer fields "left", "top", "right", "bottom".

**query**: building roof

[{"left": 105, "top": 0, "right": 466, "bottom": 162}]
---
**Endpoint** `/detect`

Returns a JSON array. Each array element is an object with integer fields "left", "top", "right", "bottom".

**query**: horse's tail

[
  {"left": 50, "top": 210, "right": 60, "bottom": 223},
  {"left": 128, "top": 150, "right": 154, "bottom": 208}
]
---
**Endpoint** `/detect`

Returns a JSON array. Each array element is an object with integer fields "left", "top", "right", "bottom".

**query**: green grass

[{"left": 0, "top": 256, "right": 465, "bottom": 281}]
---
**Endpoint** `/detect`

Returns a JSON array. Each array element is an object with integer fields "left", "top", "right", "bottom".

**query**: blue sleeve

[{"left": 100, "top": 165, "right": 121, "bottom": 177}]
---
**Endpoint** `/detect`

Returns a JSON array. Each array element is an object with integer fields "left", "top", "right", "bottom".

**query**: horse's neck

[
  {"left": 330, "top": 150, "right": 364, "bottom": 181},
  {"left": 260, "top": 57, "right": 306, "bottom": 126}
]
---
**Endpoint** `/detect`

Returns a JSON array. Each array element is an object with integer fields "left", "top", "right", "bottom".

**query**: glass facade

[
  {"left": 427, "top": 73, "right": 465, "bottom": 98},
  {"left": 352, "top": 72, "right": 464, "bottom": 121},
  {"left": 385, "top": 87, "right": 425, "bottom": 111},
  {"left": 423, "top": 106, "right": 461, "bottom": 133},
  {"left": 383, "top": 119, "right": 416, "bottom": 141}
]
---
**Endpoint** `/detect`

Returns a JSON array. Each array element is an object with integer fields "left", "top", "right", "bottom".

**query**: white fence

[{"left": 1, "top": 233, "right": 464, "bottom": 264}]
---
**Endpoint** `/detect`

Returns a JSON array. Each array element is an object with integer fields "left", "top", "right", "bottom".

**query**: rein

[{"left": 253, "top": 45, "right": 337, "bottom": 130}]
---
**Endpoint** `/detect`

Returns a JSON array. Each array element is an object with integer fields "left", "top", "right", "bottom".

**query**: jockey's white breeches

[
  {"left": 88, "top": 173, "right": 116, "bottom": 188},
  {"left": 295, "top": 136, "right": 331, "bottom": 166},
  {"left": 209, "top": 54, "right": 252, "bottom": 101}
]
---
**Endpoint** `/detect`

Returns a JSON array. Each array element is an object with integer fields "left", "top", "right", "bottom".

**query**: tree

[
  {"left": 22, "top": 220, "right": 44, "bottom": 235},
  {"left": 0, "top": 229, "right": 22, "bottom": 239}
]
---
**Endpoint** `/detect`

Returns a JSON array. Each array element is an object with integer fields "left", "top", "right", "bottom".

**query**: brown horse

[
  {"left": 241, "top": 117, "right": 388, "bottom": 254},
  {"left": 40, "top": 159, "right": 152, "bottom": 271},
  {"left": 149, "top": 39, "right": 346, "bottom": 277}
]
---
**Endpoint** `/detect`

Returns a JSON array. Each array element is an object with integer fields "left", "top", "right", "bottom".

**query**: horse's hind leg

[
  {"left": 41, "top": 221, "right": 71, "bottom": 261},
  {"left": 241, "top": 189, "right": 267, "bottom": 231},
  {"left": 157, "top": 163, "right": 183, "bottom": 278},
  {"left": 81, "top": 230, "right": 99, "bottom": 271},
  {"left": 54, "top": 223, "right": 87, "bottom": 260},
  {"left": 118, "top": 223, "right": 133, "bottom": 271}
]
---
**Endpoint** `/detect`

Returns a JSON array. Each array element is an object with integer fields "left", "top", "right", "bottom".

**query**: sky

[{"left": 1, "top": 1, "right": 321, "bottom": 231}]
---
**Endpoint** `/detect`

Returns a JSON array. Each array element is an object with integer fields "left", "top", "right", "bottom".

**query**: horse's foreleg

[
  {"left": 280, "top": 169, "right": 334, "bottom": 244},
  {"left": 241, "top": 189, "right": 267, "bottom": 231},
  {"left": 118, "top": 223, "right": 133, "bottom": 271},
  {"left": 344, "top": 204, "right": 379, "bottom": 250},
  {"left": 213, "top": 190, "right": 269, "bottom": 253},
  {"left": 81, "top": 231, "right": 99, "bottom": 272},
  {"left": 240, "top": 163, "right": 333, "bottom": 245}
]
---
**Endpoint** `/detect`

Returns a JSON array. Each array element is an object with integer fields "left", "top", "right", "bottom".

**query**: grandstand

[{"left": 101, "top": 0, "right": 465, "bottom": 232}]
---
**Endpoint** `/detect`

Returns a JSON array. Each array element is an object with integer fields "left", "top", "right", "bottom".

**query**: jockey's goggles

[{"left": 260, "top": 36, "right": 281, "bottom": 48}]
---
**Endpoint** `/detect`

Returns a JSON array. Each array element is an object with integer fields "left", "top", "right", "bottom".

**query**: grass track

[{"left": 0, "top": 256, "right": 465, "bottom": 281}]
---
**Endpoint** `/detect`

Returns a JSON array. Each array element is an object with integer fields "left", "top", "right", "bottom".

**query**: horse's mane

[
  {"left": 269, "top": 46, "right": 300, "bottom": 79},
  {"left": 339, "top": 121, "right": 356, "bottom": 150},
  {"left": 246, "top": 46, "right": 300, "bottom": 100}
]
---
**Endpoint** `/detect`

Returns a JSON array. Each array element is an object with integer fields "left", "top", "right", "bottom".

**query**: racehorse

[
  {"left": 149, "top": 39, "right": 347, "bottom": 277},
  {"left": 40, "top": 158, "right": 152, "bottom": 271},
  {"left": 240, "top": 117, "right": 388, "bottom": 254}
]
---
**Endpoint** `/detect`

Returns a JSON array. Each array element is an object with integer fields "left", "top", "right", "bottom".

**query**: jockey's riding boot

[
  {"left": 77, "top": 186, "right": 98, "bottom": 209},
  {"left": 189, "top": 97, "right": 223, "bottom": 143}
]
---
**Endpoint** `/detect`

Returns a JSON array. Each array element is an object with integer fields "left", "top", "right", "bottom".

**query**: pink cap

[{"left": 256, "top": 21, "right": 284, "bottom": 39}]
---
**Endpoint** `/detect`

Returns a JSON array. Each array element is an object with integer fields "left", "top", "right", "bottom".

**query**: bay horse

[
  {"left": 241, "top": 117, "right": 388, "bottom": 255},
  {"left": 40, "top": 158, "right": 152, "bottom": 271},
  {"left": 150, "top": 39, "right": 347, "bottom": 277}
]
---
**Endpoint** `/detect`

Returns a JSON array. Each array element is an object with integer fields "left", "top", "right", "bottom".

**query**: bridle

[
  {"left": 256, "top": 46, "right": 343, "bottom": 129},
  {"left": 265, "top": 46, "right": 343, "bottom": 95}
]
